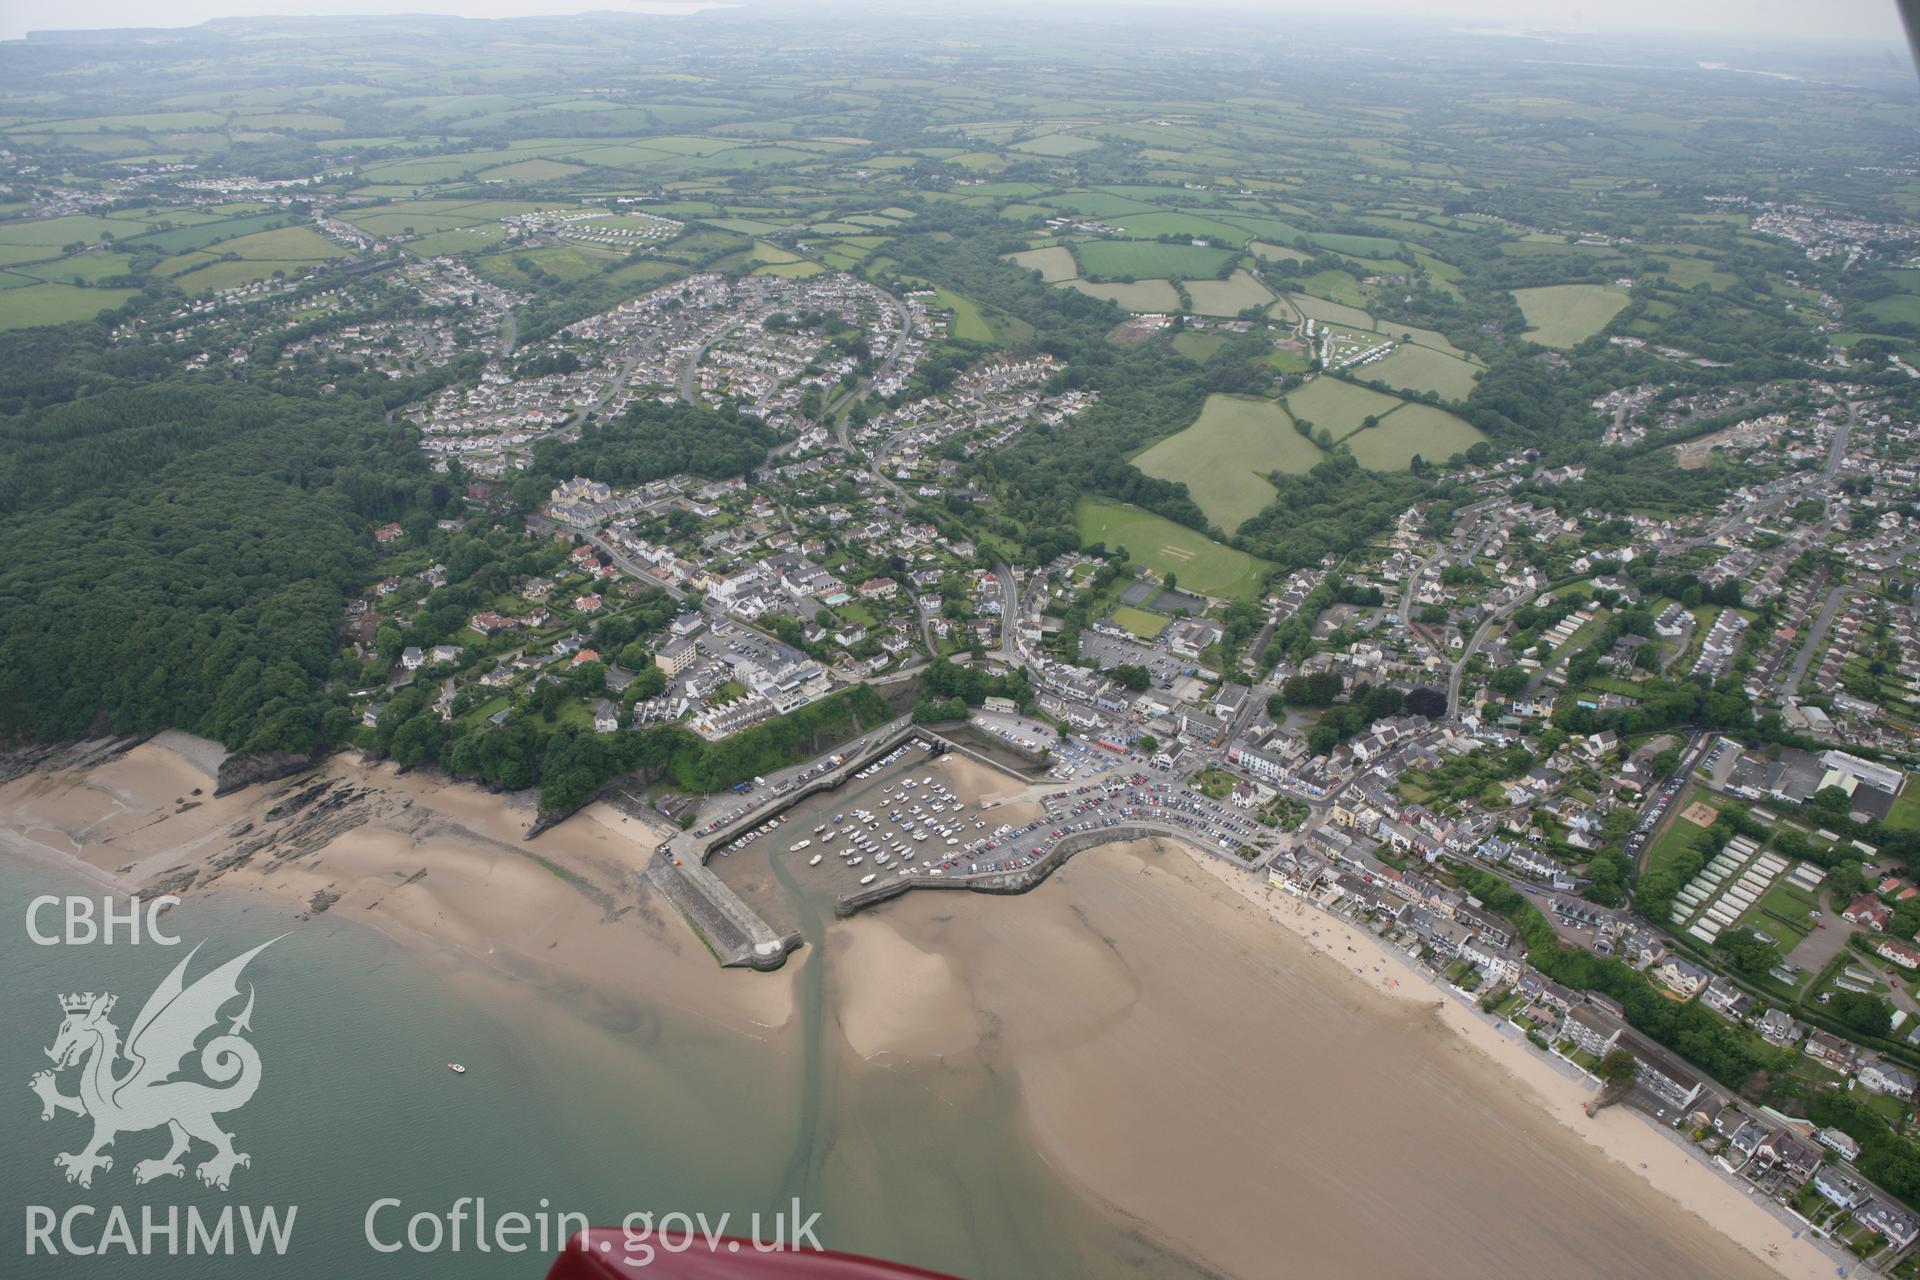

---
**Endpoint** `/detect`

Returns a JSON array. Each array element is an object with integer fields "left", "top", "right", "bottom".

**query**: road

[
  {"left": 677, "top": 317, "right": 749, "bottom": 403},
  {"left": 1778, "top": 584, "right": 1848, "bottom": 703},
  {"left": 1826, "top": 402, "right": 1858, "bottom": 478},
  {"left": 540, "top": 519, "right": 684, "bottom": 602},
  {"left": 993, "top": 559, "right": 1019, "bottom": 664},
  {"left": 1447, "top": 593, "right": 1526, "bottom": 719},
  {"left": 1398, "top": 547, "right": 1442, "bottom": 627},
  {"left": 1627, "top": 730, "right": 1711, "bottom": 875},
  {"left": 544, "top": 348, "right": 645, "bottom": 443}
]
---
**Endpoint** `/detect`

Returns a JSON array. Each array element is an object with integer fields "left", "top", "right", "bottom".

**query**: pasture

[
  {"left": 1059, "top": 278, "right": 1181, "bottom": 311},
  {"left": 1004, "top": 245, "right": 1078, "bottom": 282},
  {"left": 1172, "top": 332, "right": 1227, "bottom": 361},
  {"left": 0, "top": 282, "right": 140, "bottom": 330},
  {"left": 1009, "top": 133, "right": 1101, "bottom": 156},
  {"left": 1513, "top": 284, "right": 1630, "bottom": 347},
  {"left": 1131, "top": 393, "right": 1324, "bottom": 533},
  {"left": 1280, "top": 377, "right": 1404, "bottom": 440},
  {"left": 927, "top": 286, "right": 994, "bottom": 341},
  {"left": 1284, "top": 291, "right": 1376, "bottom": 329},
  {"left": 1075, "top": 499, "right": 1271, "bottom": 601},
  {"left": 1185, "top": 269, "right": 1274, "bottom": 316},
  {"left": 1341, "top": 404, "right": 1486, "bottom": 470},
  {"left": 1072, "top": 239, "right": 1235, "bottom": 281},
  {"left": 1363, "top": 342, "right": 1481, "bottom": 400}
]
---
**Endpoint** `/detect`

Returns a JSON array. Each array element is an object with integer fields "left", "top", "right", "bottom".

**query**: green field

[
  {"left": 1004, "top": 245, "right": 1078, "bottom": 282},
  {"left": 1072, "top": 240, "right": 1236, "bottom": 281},
  {"left": 1172, "top": 332, "right": 1228, "bottom": 361},
  {"left": 1513, "top": 284, "right": 1631, "bottom": 347},
  {"left": 1132, "top": 393, "right": 1325, "bottom": 532},
  {"left": 1110, "top": 211, "right": 1251, "bottom": 243},
  {"left": 1283, "top": 291, "right": 1376, "bottom": 329},
  {"left": 932, "top": 287, "right": 994, "bottom": 341},
  {"left": 1642, "top": 784, "right": 1720, "bottom": 880},
  {"left": 1009, "top": 133, "right": 1102, "bottom": 156},
  {"left": 0, "top": 282, "right": 139, "bottom": 330},
  {"left": 1885, "top": 777, "right": 1920, "bottom": 831},
  {"left": 1109, "top": 605, "right": 1170, "bottom": 639},
  {"left": 1075, "top": 498, "right": 1271, "bottom": 601},
  {"left": 1058, "top": 278, "right": 1180, "bottom": 311},
  {"left": 1280, "top": 376, "right": 1405, "bottom": 440},
  {"left": 1342, "top": 403, "right": 1487, "bottom": 470},
  {"left": 1363, "top": 342, "right": 1482, "bottom": 400},
  {"left": 754, "top": 259, "right": 826, "bottom": 278},
  {"left": 1249, "top": 240, "right": 1308, "bottom": 263},
  {"left": 1185, "top": 269, "right": 1273, "bottom": 317}
]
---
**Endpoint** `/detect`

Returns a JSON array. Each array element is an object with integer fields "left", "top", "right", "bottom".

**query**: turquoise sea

[{"left": 0, "top": 855, "right": 1206, "bottom": 1280}]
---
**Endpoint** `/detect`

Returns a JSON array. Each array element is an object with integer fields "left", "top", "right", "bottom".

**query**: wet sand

[
  {"left": 0, "top": 736, "right": 1832, "bottom": 1279},
  {"left": 0, "top": 739, "right": 792, "bottom": 1036},
  {"left": 841, "top": 840, "right": 1827, "bottom": 1280}
]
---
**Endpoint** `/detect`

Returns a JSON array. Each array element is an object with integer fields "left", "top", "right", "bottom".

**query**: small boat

[
  {"left": 791, "top": 839, "right": 811, "bottom": 851},
  {"left": 860, "top": 873, "right": 877, "bottom": 886},
  {"left": 447, "top": 1063, "right": 467, "bottom": 1074},
  {"left": 809, "top": 853, "right": 823, "bottom": 866}
]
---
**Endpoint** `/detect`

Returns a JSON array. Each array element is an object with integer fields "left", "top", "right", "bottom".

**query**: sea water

[{"left": 0, "top": 855, "right": 1205, "bottom": 1279}]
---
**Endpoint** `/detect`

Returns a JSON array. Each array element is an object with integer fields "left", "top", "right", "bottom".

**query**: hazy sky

[{"left": 0, "top": 0, "right": 1906, "bottom": 45}]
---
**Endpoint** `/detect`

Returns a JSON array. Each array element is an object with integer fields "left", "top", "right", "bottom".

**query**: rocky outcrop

[
  {"left": 0, "top": 736, "right": 149, "bottom": 787},
  {"left": 213, "top": 750, "right": 317, "bottom": 796}
]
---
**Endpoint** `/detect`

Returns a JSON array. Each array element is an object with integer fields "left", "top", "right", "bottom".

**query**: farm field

[
  {"left": 1004, "top": 245, "right": 1078, "bottom": 282},
  {"left": 0, "top": 282, "right": 139, "bottom": 330},
  {"left": 1513, "top": 283, "right": 1631, "bottom": 347},
  {"left": 1008, "top": 133, "right": 1102, "bottom": 156},
  {"left": 1342, "top": 403, "right": 1487, "bottom": 470},
  {"left": 1172, "top": 332, "right": 1228, "bottom": 361},
  {"left": 1131, "top": 393, "right": 1325, "bottom": 532},
  {"left": 1363, "top": 342, "right": 1482, "bottom": 400},
  {"left": 1185, "top": 269, "right": 1273, "bottom": 316},
  {"left": 1059, "top": 278, "right": 1180, "bottom": 311},
  {"left": 753, "top": 259, "right": 826, "bottom": 278},
  {"left": 1249, "top": 240, "right": 1308, "bottom": 263},
  {"left": 1075, "top": 498, "right": 1271, "bottom": 601},
  {"left": 931, "top": 287, "right": 994, "bottom": 341},
  {"left": 1284, "top": 291, "right": 1377, "bottom": 329},
  {"left": 1072, "top": 239, "right": 1236, "bottom": 281},
  {"left": 1280, "top": 376, "right": 1405, "bottom": 441}
]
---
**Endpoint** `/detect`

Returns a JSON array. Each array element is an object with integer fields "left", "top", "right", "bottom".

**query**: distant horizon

[{"left": 0, "top": 0, "right": 1908, "bottom": 49}]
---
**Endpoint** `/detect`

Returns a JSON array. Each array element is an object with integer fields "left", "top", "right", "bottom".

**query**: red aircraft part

[{"left": 546, "top": 1231, "right": 963, "bottom": 1280}]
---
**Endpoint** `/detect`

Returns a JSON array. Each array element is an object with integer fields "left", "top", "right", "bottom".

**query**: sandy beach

[
  {"left": 1180, "top": 843, "right": 1836, "bottom": 1280},
  {"left": 0, "top": 737, "right": 794, "bottom": 1038},
  {"left": 840, "top": 839, "right": 1833, "bottom": 1280},
  {"left": 0, "top": 735, "right": 1840, "bottom": 1279}
]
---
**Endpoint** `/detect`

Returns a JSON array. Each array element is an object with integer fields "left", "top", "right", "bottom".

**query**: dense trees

[
  {"left": 1235, "top": 453, "right": 1447, "bottom": 572},
  {"left": 528, "top": 400, "right": 778, "bottom": 489},
  {"left": 0, "top": 373, "right": 428, "bottom": 754}
]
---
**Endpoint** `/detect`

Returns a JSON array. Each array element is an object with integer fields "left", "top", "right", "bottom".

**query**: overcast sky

[{"left": 0, "top": 0, "right": 1907, "bottom": 46}]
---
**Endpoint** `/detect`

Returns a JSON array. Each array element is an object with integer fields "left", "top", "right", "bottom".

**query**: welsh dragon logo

[{"left": 30, "top": 938, "right": 279, "bottom": 1191}]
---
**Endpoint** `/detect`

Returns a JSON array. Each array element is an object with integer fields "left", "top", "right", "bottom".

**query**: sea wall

[{"left": 832, "top": 823, "right": 1192, "bottom": 917}]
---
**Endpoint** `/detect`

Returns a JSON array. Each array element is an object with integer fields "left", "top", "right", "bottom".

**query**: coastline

[
  {"left": 1179, "top": 844, "right": 1838, "bottom": 1280},
  {"left": 0, "top": 734, "right": 1843, "bottom": 1279},
  {"left": 0, "top": 737, "right": 796, "bottom": 1039}
]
